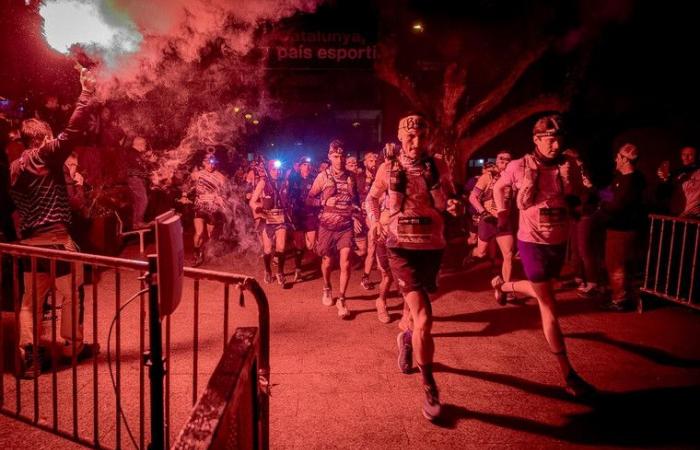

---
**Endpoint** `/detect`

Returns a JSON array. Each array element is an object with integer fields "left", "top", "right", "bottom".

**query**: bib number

[
  {"left": 538, "top": 207, "right": 567, "bottom": 232},
  {"left": 397, "top": 216, "right": 432, "bottom": 244},
  {"left": 266, "top": 209, "right": 285, "bottom": 225}
]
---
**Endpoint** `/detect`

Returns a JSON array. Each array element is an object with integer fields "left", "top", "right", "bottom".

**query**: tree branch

[
  {"left": 457, "top": 94, "right": 567, "bottom": 166},
  {"left": 455, "top": 40, "right": 551, "bottom": 137},
  {"left": 374, "top": 40, "right": 429, "bottom": 115},
  {"left": 439, "top": 62, "right": 468, "bottom": 127}
]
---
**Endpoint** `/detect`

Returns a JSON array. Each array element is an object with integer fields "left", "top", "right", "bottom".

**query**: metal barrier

[
  {"left": 172, "top": 327, "right": 262, "bottom": 450},
  {"left": 0, "top": 242, "right": 269, "bottom": 449},
  {"left": 641, "top": 214, "right": 700, "bottom": 311}
]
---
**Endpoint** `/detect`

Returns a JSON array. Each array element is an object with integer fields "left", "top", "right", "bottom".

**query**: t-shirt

[{"left": 495, "top": 157, "right": 569, "bottom": 245}]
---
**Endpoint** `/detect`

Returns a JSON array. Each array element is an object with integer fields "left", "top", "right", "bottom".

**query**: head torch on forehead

[
  {"left": 398, "top": 115, "right": 428, "bottom": 132},
  {"left": 533, "top": 114, "right": 564, "bottom": 138}
]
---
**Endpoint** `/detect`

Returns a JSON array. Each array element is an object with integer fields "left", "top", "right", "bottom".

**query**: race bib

[
  {"left": 266, "top": 208, "right": 285, "bottom": 225},
  {"left": 334, "top": 199, "right": 351, "bottom": 210},
  {"left": 397, "top": 216, "right": 433, "bottom": 244},
  {"left": 538, "top": 207, "right": 567, "bottom": 232}
]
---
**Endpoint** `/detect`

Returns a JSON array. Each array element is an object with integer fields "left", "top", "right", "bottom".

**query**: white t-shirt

[{"left": 495, "top": 157, "right": 569, "bottom": 245}]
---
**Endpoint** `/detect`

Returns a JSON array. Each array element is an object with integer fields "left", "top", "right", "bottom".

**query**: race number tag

[
  {"left": 266, "top": 208, "right": 285, "bottom": 225},
  {"left": 538, "top": 207, "right": 567, "bottom": 232},
  {"left": 397, "top": 216, "right": 433, "bottom": 244},
  {"left": 334, "top": 199, "right": 351, "bottom": 210}
]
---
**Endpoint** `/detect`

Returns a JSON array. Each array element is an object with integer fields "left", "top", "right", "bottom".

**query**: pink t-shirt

[{"left": 495, "top": 156, "right": 569, "bottom": 244}]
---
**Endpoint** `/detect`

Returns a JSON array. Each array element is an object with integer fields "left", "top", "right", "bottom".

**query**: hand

[
  {"left": 353, "top": 217, "right": 363, "bottom": 235},
  {"left": 657, "top": 161, "right": 670, "bottom": 181},
  {"left": 446, "top": 198, "right": 463, "bottom": 217},
  {"left": 324, "top": 196, "right": 337, "bottom": 208},
  {"left": 80, "top": 68, "right": 96, "bottom": 93},
  {"left": 372, "top": 221, "right": 387, "bottom": 240},
  {"left": 487, "top": 204, "right": 499, "bottom": 218},
  {"left": 177, "top": 196, "right": 192, "bottom": 204}
]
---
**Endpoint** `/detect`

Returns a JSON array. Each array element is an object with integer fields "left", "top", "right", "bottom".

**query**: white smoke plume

[{"left": 41, "top": 0, "right": 322, "bottom": 255}]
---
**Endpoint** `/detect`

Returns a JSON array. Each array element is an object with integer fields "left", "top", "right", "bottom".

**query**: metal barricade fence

[
  {"left": 641, "top": 214, "right": 700, "bottom": 311},
  {"left": 0, "top": 242, "right": 269, "bottom": 449}
]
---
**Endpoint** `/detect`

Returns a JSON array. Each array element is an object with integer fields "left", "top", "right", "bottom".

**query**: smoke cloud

[{"left": 41, "top": 0, "right": 321, "bottom": 255}]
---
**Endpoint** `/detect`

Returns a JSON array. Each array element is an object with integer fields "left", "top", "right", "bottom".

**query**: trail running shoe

[
  {"left": 396, "top": 330, "right": 413, "bottom": 374},
  {"left": 322, "top": 287, "right": 333, "bottom": 306},
  {"left": 336, "top": 297, "right": 350, "bottom": 319},
  {"left": 422, "top": 383, "right": 442, "bottom": 421}
]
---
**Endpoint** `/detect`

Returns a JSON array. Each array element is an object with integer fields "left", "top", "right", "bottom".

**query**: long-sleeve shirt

[
  {"left": 602, "top": 170, "right": 646, "bottom": 231},
  {"left": 10, "top": 90, "right": 94, "bottom": 237}
]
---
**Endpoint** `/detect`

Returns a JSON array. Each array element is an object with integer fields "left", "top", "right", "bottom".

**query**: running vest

[
  {"left": 261, "top": 178, "right": 287, "bottom": 225},
  {"left": 319, "top": 169, "right": 356, "bottom": 231},
  {"left": 385, "top": 156, "right": 445, "bottom": 250}
]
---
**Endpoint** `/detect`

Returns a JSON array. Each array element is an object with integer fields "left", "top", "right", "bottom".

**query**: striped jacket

[{"left": 10, "top": 90, "right": 93, "bottom": 238}]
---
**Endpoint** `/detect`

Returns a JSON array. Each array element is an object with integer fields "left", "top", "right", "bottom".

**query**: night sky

[{"left": 1, "top": 0, "right": 698, "bottom": 185}]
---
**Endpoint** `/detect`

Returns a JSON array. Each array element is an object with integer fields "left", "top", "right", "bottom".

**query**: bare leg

[
  {"left": 500, "top": 279, "right": 538, "bottom": 298},
  {"left": 274, "top": 228, "right": 287, "bottom": 280},
  {"left": 364, "top": 237, "right": 376, "bottom": 275},
  {"left": 405, "top": 291, "right": 433, "bottom": 366},
  {"left": 321, "top": 255, "right": 333, "bottom": 289},
  {"left": 375, "top": 267, "right": 392, "bottom": 323},
  {"left": 472, "top": 238, "right": 489, "bottom": 258},
  {"left": 205, "top": 223, "right": 215, "bottom": 242},
  {"left": 338, "top": 247, "right": 352, "bottom": 297},
  {"left": 193, "top": 218, "right": 205, "bottom": 249},
  {"left": 496, "top": 234, "right": 514, "bottom": 283},
  {"left": 529, "top": 280, "right": 573, "bottom": 377},
  {"left": 305, "top": 230, "right": 317, "bottom": 251}
]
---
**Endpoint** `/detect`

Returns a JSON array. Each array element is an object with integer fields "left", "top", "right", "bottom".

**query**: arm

[
  {"left": 366, "top": 164, "right": 389, "bottom": 225},
  {"left": 468, "top": 174, "right": 490, "bottom": 214},
  {"left": 38, "top": 69, "right": 96, "bottom": 166},
  {"left": 493, "top": 162, "right": 516, "bottom": 212},
  {"left": 305, "top": 172, "right": 325, "bottom": 207},
  {"left": 249, "top": 179, "right": 265, "bottom": 211}
]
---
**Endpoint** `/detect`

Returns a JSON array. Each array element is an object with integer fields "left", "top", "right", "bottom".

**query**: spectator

[
  {"left": 125, "top": 136, "right": 155, "bottom": 229},
  {"left": 601, "top": 143, "right": 646, "bottom": 311},
  {"left": 9, "top": 69, "right": 98, "bottom": 378},
  {"left": 656, "top": 146, "right": 698, "bottom": 215}
]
